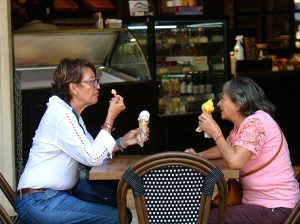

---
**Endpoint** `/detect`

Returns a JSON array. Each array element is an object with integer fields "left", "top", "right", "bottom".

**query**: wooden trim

[{"left": 0, "top": 0, "right": 16, "bottom": 217}]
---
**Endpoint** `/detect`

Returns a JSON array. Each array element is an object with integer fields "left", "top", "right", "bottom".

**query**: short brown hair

[{"left": 52, "top": 58, "right": 96, "bottom": 103}]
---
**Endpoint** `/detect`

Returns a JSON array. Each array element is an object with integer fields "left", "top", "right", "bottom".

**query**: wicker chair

[
  {"left": 284, "top": 172, "right": 300, "bottom": 224},
  {"left": 117, "top": 151, "right": 228, "bottom": 224},
  {"left": 0, "top": 172, "right": 21, "bottom": 224}
]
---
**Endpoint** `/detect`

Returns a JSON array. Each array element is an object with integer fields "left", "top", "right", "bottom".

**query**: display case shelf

[{"left": 151, "top": 18, "right": 229, "bottom": 116}]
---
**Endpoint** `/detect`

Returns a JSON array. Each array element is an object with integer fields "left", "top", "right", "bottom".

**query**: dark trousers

[{"left": 209, "top": 204, "right": 292, "bottom": 224}]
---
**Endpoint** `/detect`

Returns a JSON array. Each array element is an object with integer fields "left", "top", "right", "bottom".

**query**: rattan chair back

[{"left": 117, "top": 151, "right": 228, "bottom": 224}]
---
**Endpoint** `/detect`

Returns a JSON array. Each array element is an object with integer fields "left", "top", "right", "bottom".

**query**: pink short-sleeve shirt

[{"left": 227, "top": 110, "right": 300, "bottom": 208}]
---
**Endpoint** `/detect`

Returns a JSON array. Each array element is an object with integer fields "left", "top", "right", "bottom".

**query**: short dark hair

[
  {"left": 52, "top": 58, "right": 97, "bottom": 103},
  {"left": 223, "top": 76, "right": 276, "bottom": 117}
]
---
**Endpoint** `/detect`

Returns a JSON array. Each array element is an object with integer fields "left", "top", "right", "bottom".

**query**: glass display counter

[
  {"left": 153, "top": 18, "right": 229, "bottom": 115},
  {"left": 14, "top": 28, "right": 151, "bottom": 89},
  {"left": 123, "top": 17, "right": 230, "bottom": 153}
]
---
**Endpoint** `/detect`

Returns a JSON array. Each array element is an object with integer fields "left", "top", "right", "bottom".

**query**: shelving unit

[
  {"left": 152, "top": 18, "right": 229, "bottom": 116},
  {"left": 232, "top": 0, "right": 300, "bottom": 55}
]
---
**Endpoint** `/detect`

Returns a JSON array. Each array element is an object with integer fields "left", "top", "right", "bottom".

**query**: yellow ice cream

[
  {"left": 196, "top": 99, "right": 214, "bottom": 137},
  {"left": 201, "top": 99, "right": 214, "bottom": 114}
]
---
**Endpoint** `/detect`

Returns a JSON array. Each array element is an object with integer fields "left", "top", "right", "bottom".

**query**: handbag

[
  {"left": 72, "top": 165, "right": 133, "bottom": 223},
  {"left": 212, "top": 178, "right": 243, "bottom": 206},
  {"left": 213, "top": 132, "right": 283, "bottom": 206},
  {"left": 73, "top": 177, "right": 119, "bottom": 207},
  {"left": 72, "top": 164, "right": 118, "bottom": 207}
]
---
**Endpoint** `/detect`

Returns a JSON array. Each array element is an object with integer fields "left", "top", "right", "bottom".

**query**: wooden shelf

[
  {"left": 81, "top": 0, "right": 116, "bottom": 11},
  {"left": 54, "top": 0, "right": 79, "bottom": 11}
]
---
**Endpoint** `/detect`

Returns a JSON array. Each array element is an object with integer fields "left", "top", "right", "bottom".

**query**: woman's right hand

[{"left": 105, "top": 94, "right": 126, "bottom": 124}]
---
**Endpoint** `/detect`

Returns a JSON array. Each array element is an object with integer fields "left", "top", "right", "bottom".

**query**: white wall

[{"left": 0, "top": 0, "right": 16, "bottom": 215}]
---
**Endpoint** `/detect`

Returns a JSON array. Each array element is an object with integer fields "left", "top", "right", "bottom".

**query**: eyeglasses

[{"left": 80, "top": 78, "right": 100, "bottom": 88}]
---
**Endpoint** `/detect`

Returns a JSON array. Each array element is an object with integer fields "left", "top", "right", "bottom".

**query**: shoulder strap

[{"left": 240, "top": 132, "right": 283, "bottom": 178}]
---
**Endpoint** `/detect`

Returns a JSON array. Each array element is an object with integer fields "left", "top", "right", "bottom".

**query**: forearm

[
  {"left": 113, "top": 137, "right": 126, "bottom": 153},
  {"left": 198, "top": 146, "right": 223, "bottom": 159},
  {"left": 209, "top": 158, "right": 230, "bottom": 169},
  {"left": 213, "top": 134, "right": 243, "bottom": 169}
]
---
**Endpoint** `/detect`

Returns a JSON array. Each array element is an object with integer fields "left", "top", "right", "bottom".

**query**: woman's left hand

[
  {"left": 122, "top": 127, "right": 150, "bottom": 148},
  {"left": 184, "top": 148, "right": 197, "bottom": 154}
]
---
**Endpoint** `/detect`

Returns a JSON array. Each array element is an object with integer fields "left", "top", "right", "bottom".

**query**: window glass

[
  {"left": 236, "top": 15, "right": 261, "bottom": 42},
  {"left": 295, "top": 12, "right": 300, "bottom": 48},
  {"left": 295, "top": 0, "right": 300, "bottom": 10},
  {"left": 265, "top": 14, "right": 289, "bottom": 49},
  {"left": 235, "top": 0, "right": 261, "bottom": 12},
  {"left": 265, "top": 0, "right": 289, "bottom": 11}
]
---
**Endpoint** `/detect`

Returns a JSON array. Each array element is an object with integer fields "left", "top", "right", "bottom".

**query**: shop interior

[{"left": 10, "top": 0, "right": 300, "bottom": 175}]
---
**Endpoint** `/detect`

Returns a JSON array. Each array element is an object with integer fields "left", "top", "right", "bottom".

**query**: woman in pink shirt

[{"left": 185, "top": 76, "right": 300, "bottom": 224}]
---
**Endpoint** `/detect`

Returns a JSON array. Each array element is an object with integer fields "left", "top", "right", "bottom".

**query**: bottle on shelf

[
  {"left": 205, "top": 73, "right": 212, "bottom": 94},
  {"left": 234, "top": 35, "right": 244, "bottom": 61},
  {"left": 186, "top": 72, "right": 193, "bottom": 94},
  {"left": 230, "top": 51, "right": 237, "bottom": 75},
  {"left": 95, "top": 12, "right": 103, "bottom": 30},
  {"left": 296, "top": 25, "right": 300, "bottom": 48},
  {"left": 198, "top": 72, "right": 205, "bottom": 94},
  {"left": 192, "top": 72, "right": 199, "bottom": 94},
  {"left": 180, "top": 76, "right": 187, "bottom": 95},
  {"left": 256, "top": 43, "right": 268, "bottom": 60}
]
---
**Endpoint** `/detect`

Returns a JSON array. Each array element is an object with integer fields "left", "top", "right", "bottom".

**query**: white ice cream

[{"left": 138, "top": 110, "right": 150, "bottom": 122}]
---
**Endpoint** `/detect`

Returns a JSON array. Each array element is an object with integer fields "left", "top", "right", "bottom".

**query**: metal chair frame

[{"left": 0, "top": 172, "right": 16, "bottom": 224}]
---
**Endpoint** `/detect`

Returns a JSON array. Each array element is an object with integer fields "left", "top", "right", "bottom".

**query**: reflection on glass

[
  {"left": 110, "top": 31, "right": 151, "bottom": 80},
  {"left": 235, "top": 0, "right": 261, "bottom": 12},
  {"left": 266, "top": 14, "right": 289, "bottom": 49},
  {"left": 265, "top": 0, "right": 289, "bottom": 11},
  {"left": 295, "top": 13, "right": 300, "bottom": 48},
  {"left": 126, "top": 23, "right": 148, "bottom": 57},
  {"left": 295, "top": 0, "right": 300, "bottom": 10},
  {"left": 236, "top": 15, "right": 261, "bottom": 42}
]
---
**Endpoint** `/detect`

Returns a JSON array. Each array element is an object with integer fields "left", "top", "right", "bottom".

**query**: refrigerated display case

[
  {"left": 295, "top": 0, "right": 300, "bottom": 48},
  {"left": 14, "top": 29, "right": 152, "bottom": 89},
  {"left": 124, "top": 17, "right": 230, "bottom": 152},
  {"left": 13, "top": 28, "right": 159, "bottom": 173},
  {"left": 124, "top": 17, "right": 229, "bottom": 116}
]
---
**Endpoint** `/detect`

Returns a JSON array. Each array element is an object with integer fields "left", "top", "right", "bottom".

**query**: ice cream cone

[
  {"left": 196, "top": 99, "right": 214, "bottom": 138},
  {"left": 137, "top": 110, "right": 150, "bottom": 147}
]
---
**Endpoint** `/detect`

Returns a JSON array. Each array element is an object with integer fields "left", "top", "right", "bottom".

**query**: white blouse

[{"left": 17, "top": 96, "right": 115, "bottom": 190}]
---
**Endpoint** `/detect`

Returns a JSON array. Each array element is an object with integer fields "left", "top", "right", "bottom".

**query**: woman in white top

[{"left": 16, "top": 58, "right": 148, "bottom": 223}]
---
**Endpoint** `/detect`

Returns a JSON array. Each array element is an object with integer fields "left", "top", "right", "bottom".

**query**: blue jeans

[{"left": 16, "top": 189, "right": 123, "bottom": 224}]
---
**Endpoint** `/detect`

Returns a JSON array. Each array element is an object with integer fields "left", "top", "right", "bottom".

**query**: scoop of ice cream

[
  {"left": 196, "top": 99, "right": 214, "bottom": 136},
  {"left": 201, "top": 99, "right": 214, "bottom": 114},
  {"left": 111, "top": 89, "right": 117, "bottom": 96},
  {"left": 138, "top": 110, "right": 150, "bottom": 122}
]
